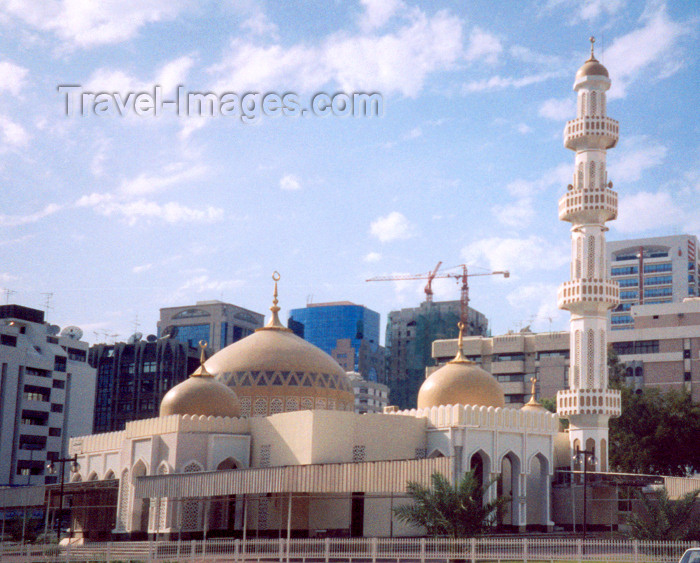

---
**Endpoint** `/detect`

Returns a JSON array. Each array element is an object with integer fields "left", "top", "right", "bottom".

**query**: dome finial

[
  {"left": 260, "top": 271, "right": 290, "bottom": 331},
  {"left": 522, "top": 375, "right": 544, "bottom": 410},
  {"left": 450, "top": 322, "right": 471, "bottom": 364},
  {"left": 191, "top": 340, "right": 212, "bottom": 377},
  {"left": 589, "top": 36, "right": 596, "bottom": 60}
]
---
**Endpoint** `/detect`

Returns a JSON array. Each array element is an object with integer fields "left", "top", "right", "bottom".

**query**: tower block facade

[{"left": 556, "top": 40, "right": 621, "bottom": 471}]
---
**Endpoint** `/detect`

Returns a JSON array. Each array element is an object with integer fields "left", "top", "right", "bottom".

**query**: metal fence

[{"left": 0, "top": 537, "right": 697, "bottom": 563}]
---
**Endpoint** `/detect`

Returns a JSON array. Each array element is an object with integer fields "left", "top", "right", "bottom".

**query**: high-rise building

[
  {"left": 90, "top": 338, "right": 200, "bottom": 433},
  {"left": 386, "top": 300, "right": 487, "bottom": 410},
  {"left": 158, "top": 300, "right": 264, "bottom": 353},
  {"left": 0, "top": 305, "right": 95, "bottom": 486},
  {"left": 607, "top": 234, "right": 699, "bottom": 330},
  {"left": 347, "top": 371, "right": 390, "bottom": 414},
  {"left": 555, "top": 38, "right": 621, "bottom": 471},
  {"left": 288, "top": 302, "right": 384, "bottom": 382}
]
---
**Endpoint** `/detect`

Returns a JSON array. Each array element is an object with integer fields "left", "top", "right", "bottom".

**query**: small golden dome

[
  {"left": 576, "top": 37, "right": 609, "bottom": 79},
  {"left": 160, "top": 342, "right": 241, "bottom": 418},
  {"left": 521, "top": 376, "right": 548, "bottom": 413},
  {"left": 417, "top": 322, "right": 505, "bottom": 409}
]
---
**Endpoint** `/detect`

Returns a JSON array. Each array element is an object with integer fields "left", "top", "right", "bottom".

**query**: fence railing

[{"left": 0, "top": 537, "right": 697, "bottom": 563}]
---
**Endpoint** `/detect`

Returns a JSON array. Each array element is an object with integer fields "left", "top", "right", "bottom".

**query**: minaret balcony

[
  {"left": 557, "top": 388, "right": 621, "bottom": 418},
  {"left": 564, "top": 116, "right": 619, "bottom": 150},
  {"left": 558, "top": 187, "right": 617, "bottom": 223},
  {"left": 558, "top": 279, "right": 619, "bottom": 311}
]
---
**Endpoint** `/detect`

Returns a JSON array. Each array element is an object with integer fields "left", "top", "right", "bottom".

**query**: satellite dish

[
  {"left": 47, "top": 324, "right": 61, "bottom": 336},
  {"left": 60, "top": 326, "right": 83, "bottom": 340},
  {"left": 146, "top": 334, "right": 157, "bottom": 342},
  {"left": 127, "top": 332, "right": 143, "bottom": 344},
  {"left": 161, "top": 325, "right": 179, "bottom": 339}
]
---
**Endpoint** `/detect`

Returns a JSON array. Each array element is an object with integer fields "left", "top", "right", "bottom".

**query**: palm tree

[
  {"left": 626, "top": 486, "right": 700, "bottom": 541},
  {"left": 393, "top": 470, "right": 507, "bottom": 537}
]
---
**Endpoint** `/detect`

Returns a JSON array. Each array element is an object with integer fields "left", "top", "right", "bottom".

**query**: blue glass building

[{"left": 288, "top": 302, "right": 381, "bottom": 376}]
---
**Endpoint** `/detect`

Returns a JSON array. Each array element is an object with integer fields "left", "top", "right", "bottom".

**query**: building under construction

[{"left": 385, "top": 300, "right": 488, "bottom": 409}]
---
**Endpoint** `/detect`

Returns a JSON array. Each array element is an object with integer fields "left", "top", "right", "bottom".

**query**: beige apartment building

[{"left": 432, "top": 297, "right": 700, "bottom": 405}]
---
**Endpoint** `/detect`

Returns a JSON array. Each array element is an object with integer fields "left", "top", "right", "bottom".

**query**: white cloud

[
  {"left": 538, "top": 97, "right": 575, "bottom": 121},
  {"left": 0, "top": 272, "right": 18, "bottom": 284},
  {"left": 608, "top": 136, "right": 667, "bottom": 183},
  {"left": 463, "top": 71, "right": 562, "bottom": 93},
  {"left": 404, "top": 127, "right": 422, "bottom": 140},
  {"left": 0, "top": 60, "right": 28, "bottom": 95},
  {"left": 504, "top": 162, "right": 570, "bottom": 198},
  {"left": 370, "top": 211, "right": 414, "bottom": 242},
  {"left": 364, "top": 251, "right": 382, "bottom": 263},
  {"left": 577, "top": 0, "right": 626, "bottom": 21},
  {"left": 241, "top": 12, "right": 279, "bottom": 38},
  {"left": 279, "top": 174, "right": 302, "bottom": 191},
  {"left": 178, "top": 274, "right": 244, "bottom": 294},
  {"left": 359, "top": 0, "right": 404, "bottom": 31},
  {"left": 517, "top": 123, "right": 531, "bottom": 134},
  {"left": 506, "top": 282, "right": 567, "bottom": 332},
  {"left": 0, "top": 114, "right": 30, "bottom": 147},
  {"left": 119, "top": 162, "right": 208, "bottom": 196},
  {"left": 76, "top": 193, "right": 223, "bottom": 225},
  {"left": 462, "top": 236, "right": 569, "bottom": 274},
  {"left": 132, "top": 263, "right": 153, "bottom": 274},
  {"left": 492, "top": 198, "right": 536, "bottom": 229},
  {"left": 210, "top": 8, "right": 463, "bottom": 98},
  {"left": 605, "top": 4, "right": 691, "bottom": 99},
  {"left": 0, "top": 203, "right": 63, "bottom": 227},
  {"left": 614, "top": 191, "right": 684, "bottom": 234},
  {"left": 86, "top": 55, "right": 193, "bottom": 96},
  {"left": 0, "top": 0, "right": 185, "bottom": 48},
  {"left": 464, "top": 26, "right": 502, "bottom": 64}
]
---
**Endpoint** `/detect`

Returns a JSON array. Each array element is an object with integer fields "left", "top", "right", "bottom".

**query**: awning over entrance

[{"left": 135, "top": 457, "right": 452, "bottom": 499}]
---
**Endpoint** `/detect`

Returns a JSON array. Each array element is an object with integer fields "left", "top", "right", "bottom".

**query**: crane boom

[{"left": 366, "top": 264, "right": 510, "bottom": 324}]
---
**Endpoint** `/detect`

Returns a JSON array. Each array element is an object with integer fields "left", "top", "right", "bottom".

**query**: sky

[{"left": 0, "top": 0, "right": 698, "bottom": 344}]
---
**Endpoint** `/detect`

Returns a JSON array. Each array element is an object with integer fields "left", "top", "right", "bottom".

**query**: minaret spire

[{"left": 556, "top": 40, "right": 621, "bottom": 472}]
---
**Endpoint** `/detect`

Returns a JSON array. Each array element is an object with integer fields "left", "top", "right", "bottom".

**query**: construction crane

[{"left": 366, "top": 264, "right": 510, "bottom": 324}]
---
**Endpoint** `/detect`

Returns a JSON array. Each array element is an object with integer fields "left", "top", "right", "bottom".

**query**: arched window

[{"left": 591, "top": 92, "right": 597, "bottom": 116}]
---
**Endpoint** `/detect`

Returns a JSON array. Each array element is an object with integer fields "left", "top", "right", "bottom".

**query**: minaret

[{"left": 556, "top": 38, "right": 621, "bottom": 472}]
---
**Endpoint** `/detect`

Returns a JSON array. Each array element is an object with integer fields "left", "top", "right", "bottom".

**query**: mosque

[{"left": 62, "top": 41, "right": 620, "bottom": 540}]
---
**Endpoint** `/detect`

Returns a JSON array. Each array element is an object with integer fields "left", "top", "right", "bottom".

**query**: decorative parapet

[
  {"left": 558, "top": 279, "right": 619, "bottom": 311},
  {"left": 388, "top": 404, "right": 559, "bottom": 433},
  {"left": 564, "top": 116, "right": 619, "bottom": 150},
  {"left": 70, "top": 430, "right": 125, "bottom": 454},
  {"left": 69, "top": 414, "right": 251, "bottom": 455},
  {"left": 556, "top": 388, "right": 621, "bottom": 417},
  {"left": 558, "top": 187, "right": 617, "bottom": 223}
]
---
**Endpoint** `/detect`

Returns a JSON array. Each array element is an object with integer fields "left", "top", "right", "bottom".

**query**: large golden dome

[
  {"left": 205, "top": 274, "right": 354, "bottom": 417},
  {"left": 160, "top": 344, "right": 241, "bottom": 418},
  {"left": 417, "top": 323, "right": 504, "bottom": 410},
  {"left": 575, "top": 38, "right": 609, "bottom": 79}
]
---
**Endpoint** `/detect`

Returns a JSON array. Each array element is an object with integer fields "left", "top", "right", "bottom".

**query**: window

[
  {"left": 612, "top": 266, "right": 638, "bottom": 276},
  {"left": 684, "top": 372, "right": 692, "bottom": 382},
  {"left": 644, "top": 287, "right": 672, "bottom": 298},
  {"left": 26, "top": 367, "right": 50, "bottom": 377},
  {"left": 612, "top": 340, "right": 659, "bottom": 355},
  {"left": 21, "top": 410, "right": 48, "bottom": 425},
  {"left": 48, "top": 427, "right": 62, "bottom": 437},
  {"left": 0, "top": 334, "right": 17, "bottom": 347},
  {"left": 50, "top": 403, "right": 63, "bottom": 413},
  {"left": 492, "top": 352, "right": 525, "bottom": 362},
  {"left": 644, "top": 263, "right": 672, "bottom": 274},
  {"left": 684, "top": 349, "right": 691, "bottom": 359},
  {"left": 611, "top": 315, "right": 633, "bottom": 325},
  {"left": 52, "top": 379, "right": 65, "bottom": 389},
  {"left": 497, "top": 374, "right": 524, "bottom": 382},
  {"left": 142, "top": 361, "right": 156, "bottom": 373},
  {"left": 537, "top": 350, "right": 570, "bottom": 360},
  {"left": 618, "top": 278, "right": 638, "bottom": 288},
  {"left": 24, "top": 385, "right": 50, "bottom": 402},
  {"left": 620, "top": 290, "right": 638, "bottom": 300},
  {"left": 65, "top": 347, "right": 86, "bottom": 362},
  {"left": 505, "top": 394, "right": 525, "bottom": 403},
  {"left": 54, "top": 356, "right": 67, "bottom": 372}
]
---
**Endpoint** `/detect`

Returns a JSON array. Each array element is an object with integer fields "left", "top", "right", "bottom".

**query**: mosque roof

[{"left": 576, "top": 37, "right": 609, "bottom": 79}]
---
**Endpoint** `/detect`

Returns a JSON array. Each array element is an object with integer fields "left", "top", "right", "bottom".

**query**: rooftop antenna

[
  {"left": 306, "top": 294, "right": 313, "bottom": 305},
  {"left": 132, "top": 314, "right": 141, "bottom": 334},
  {"left": 3, "top": 288, "right": 16, "bottom": 304},
  {"left": 41, "top": 292, "right": 54, "bottom": 320}
]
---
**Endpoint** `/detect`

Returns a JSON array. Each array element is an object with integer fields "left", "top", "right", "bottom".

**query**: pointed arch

[
  {"left": 157, "top": 461, "right": 170, "bottom": 475},
  {"left": 426, "top": 448, "right": 446, "bottom": 459},
  {"left": 182, "top": 460, "right": 204, "bottom": 473},
  {"left": 87, "top": 471, "right": 99, "bottom": 482},
  {"left": 105, "top": 469, "right": 115, "bottom": 480},
  {"left": 217, "top": 457, "right": 238, "bottom": 470}
]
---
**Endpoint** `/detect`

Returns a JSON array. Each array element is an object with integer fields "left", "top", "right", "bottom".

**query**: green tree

[
  {"left": 393, "top": 470, "right": 507, "bottom": 537},
  {"left": 626, "top": 486, "right": 700, "bottom": 540},
  {"left": 609, "top": 386, "right": 700, "bottom": 476}
]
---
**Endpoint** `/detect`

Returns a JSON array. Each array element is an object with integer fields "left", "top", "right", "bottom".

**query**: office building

[
  {"left": 0, "top": 305, "right": 95, "bottom": 486},
  {"left": 347, "top": 371, "right": 390, "bottom": 414},
  {"left": 607, "top": 234, "right": 699, "bottom": 330},
  {"left": 90, "top": 338, "right": 200, "bottom": 433},
  {"left": 288, "top": 302, "right": 385, "bottom": 382},
  {"left": 386, "top": 300, "right": 487, "bottom": 410},
  {"left": 158, "top": 300, "right": 264, "bottom": 353}
]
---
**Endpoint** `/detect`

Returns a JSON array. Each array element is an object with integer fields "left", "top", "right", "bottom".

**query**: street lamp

[
  {"left": 46, "top": 455, "right": 80, "bottom": 538},
  {"left": 572, "top": 445, "right": 596, "bottom": 541}
]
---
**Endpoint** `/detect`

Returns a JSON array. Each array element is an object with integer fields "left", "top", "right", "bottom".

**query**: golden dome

[
  {"left": 417, "top": 322, "right": 504, "bottom": 410},
  {"left": 576, "top": 37, "right": 609, "bottom": 79},
  {"left": 205, "top": 273, "right": 354, "bottom": 416},
  {"left": 160, "top": 343, "right": 241, "bottom": 418}
]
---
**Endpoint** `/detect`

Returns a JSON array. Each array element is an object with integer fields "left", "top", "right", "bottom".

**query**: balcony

[
  {"left": 556, "top": 388, "right": 621, "bottom": 418},
  {"left": 558, "top": 187, "right": 617, "bottom": 224},
  {"left": 564, "top": 116, "right": 619, "bottom": 150},
  {"left": 557, "top": 279, "right": 619, "bottom": 312},
  {"left": 491, "top": 360, "right": 526, "bottom": 375}
]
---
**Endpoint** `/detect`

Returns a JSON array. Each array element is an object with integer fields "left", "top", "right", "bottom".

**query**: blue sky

[{"left": 0, "top": 0, "right": 698, "bottom": 343}]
